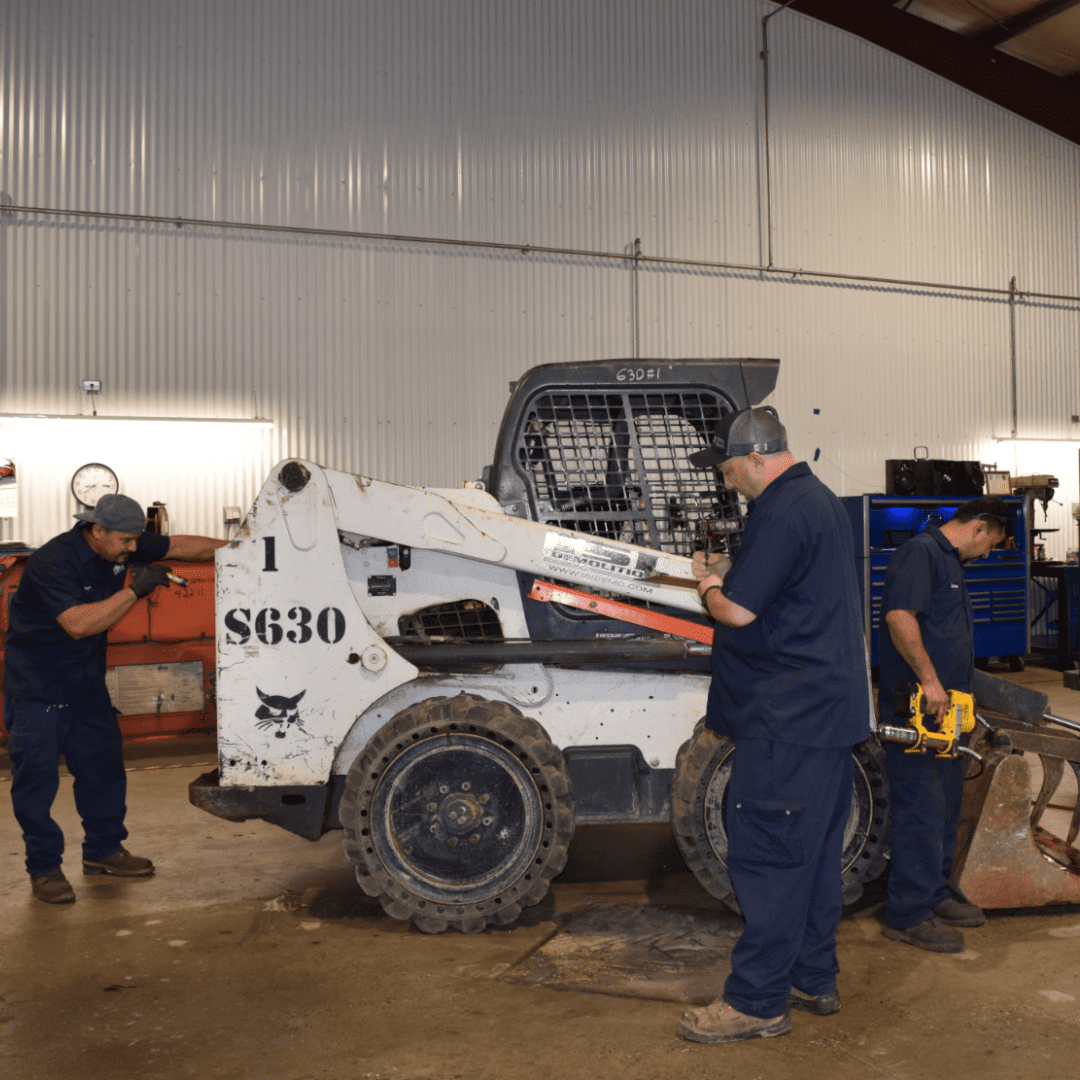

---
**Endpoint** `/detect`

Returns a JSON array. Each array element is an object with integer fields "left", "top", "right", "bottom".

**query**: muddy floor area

[{"left": 2, "top": 666, "right": 1079, "bottom": 1080}]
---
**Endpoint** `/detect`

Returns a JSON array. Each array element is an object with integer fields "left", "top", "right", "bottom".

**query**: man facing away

[
  {"left": 4, "top": 494, "right": 226, "bottom": 904},
  {"left": 677, "top": 408, "right": 872, "bottom": 1044}
]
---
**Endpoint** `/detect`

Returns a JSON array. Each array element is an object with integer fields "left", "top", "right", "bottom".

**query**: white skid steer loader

[{"left": 191, "top": 359, "right": 891, "bottom": 932}]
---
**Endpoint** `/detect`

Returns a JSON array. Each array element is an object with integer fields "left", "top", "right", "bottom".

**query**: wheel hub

[
  {"left": 371, "top": 735, "right": 542, "bottom": 902},
  {"left": 435, "top": 787, "right": 490, "bottom": 836}
]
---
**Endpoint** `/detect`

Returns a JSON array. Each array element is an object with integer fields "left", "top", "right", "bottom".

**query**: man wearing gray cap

[
  {"left": 4, "top": 494, "right": 225, "bottom": 904},
  {"left": 676, "top": 408, "right": 871, "bottom": 1045}
]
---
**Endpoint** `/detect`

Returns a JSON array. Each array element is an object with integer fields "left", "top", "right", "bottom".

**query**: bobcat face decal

[{"left": 254, "top": 688, "right": 307, "bottom": 738}]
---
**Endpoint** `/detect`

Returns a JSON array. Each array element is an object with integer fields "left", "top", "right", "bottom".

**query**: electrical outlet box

[
  {"left": 223, "top": 506, "right": 242, "bottom": 525},
  {"left": 81, "top": 380, "right": 101, "bottom": 393}
]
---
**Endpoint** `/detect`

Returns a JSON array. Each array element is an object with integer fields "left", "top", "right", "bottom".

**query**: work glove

[{"left": 129, "top": 564, "right": 172, "bottom": 599}]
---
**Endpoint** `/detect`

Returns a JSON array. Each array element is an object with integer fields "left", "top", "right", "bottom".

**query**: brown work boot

[
  {"left": 83, "top": 847, "right": 155, "bottom": 877},
  {"left": 31, "top": 868, "right": 76, "bottom": 904},
  {"left": 934, "top": 895, "right": 985, "bottom": 927},
  {"left": 786, "top": 987, "right": 841, "bottom": 1015},
  {"left": 677, "top": 1000, "right": 791, "bottom": 1044},
  {"left": 883, "top": 917, "right": 964, "bottom": 953}
]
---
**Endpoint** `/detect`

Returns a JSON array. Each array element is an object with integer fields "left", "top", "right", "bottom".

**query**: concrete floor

[{"left": 2, "top": 666, "right": 1079, "bottom": 1080}]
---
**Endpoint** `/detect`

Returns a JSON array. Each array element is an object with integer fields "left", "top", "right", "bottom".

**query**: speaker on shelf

[
  {"left": 953, "top": 461, "right": 985, "bottom": 497},
  {"left": 885, "top": 459, "right": 984, "bottom": 497},
  {"left": 885, "top": 459, "right": 917, "bottom": 495}
]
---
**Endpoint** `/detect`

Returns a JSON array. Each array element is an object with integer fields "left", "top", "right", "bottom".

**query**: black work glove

[{"left": 129, "top": 564, "right": 172, "bottom": 599}]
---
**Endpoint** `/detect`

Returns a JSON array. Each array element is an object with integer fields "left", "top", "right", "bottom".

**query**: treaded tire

[
  {"left": 844, "top": 735, "right": 890, "bottom": 902},
  {"left": 340, "top": 693, "right": 574, "bottom": 933},
  {"left": 670, "top": 721, "right": 740, "bottom": 912},
  {"left": 670, "top": 723, "right": 891, "bottom": 911}
]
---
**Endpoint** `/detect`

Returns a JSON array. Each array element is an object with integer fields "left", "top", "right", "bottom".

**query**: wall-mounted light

[{"left": 0, "top": 414, "right": 274, "bottom": 428}]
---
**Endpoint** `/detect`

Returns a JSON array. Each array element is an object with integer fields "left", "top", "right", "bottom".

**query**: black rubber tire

[
  {"left": 340, "top": 693, "right": 574, "bottom": 934},
  {"left": 670, "top": 722, "right": 890, "bottom": 911}
]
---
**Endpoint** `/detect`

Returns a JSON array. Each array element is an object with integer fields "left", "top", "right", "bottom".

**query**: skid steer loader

[
  {"left": 192, "top": 358, "right": 1080, "bottom": 932},
  {"left": 191, "top": 358, "right": 891, "bottom": 931}
]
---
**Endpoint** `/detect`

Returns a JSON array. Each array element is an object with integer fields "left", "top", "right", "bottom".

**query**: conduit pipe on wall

[
  {"left": 760, "top": 0, "right": 800, "bottom": 271},
  {"left": 3, "top": 203, "right": 1079, "bottom": 307},
  {"left": 1009, "top": 275, "right": 1019, "bottom": 439}
]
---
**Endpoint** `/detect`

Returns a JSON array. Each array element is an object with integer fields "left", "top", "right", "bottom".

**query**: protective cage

[{"left": 515, "top": 388, "right": 744, "bottom": 557}]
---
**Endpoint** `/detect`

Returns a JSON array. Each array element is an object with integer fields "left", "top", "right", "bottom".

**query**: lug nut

[
  {"left": 439, "top": 785, "right": 449, "bottom": 794},
  {"left": 469, "top": 834, "right": 479, "bottom": 843},
  {"left": 479, "top": 795, "right": 489, "bottom": 804},
  {"left": 426, "top": 802, "right": 437, "bottom": 812},
  {"left": 462, "top": 781, "right": 471, "bottom": 791},
  {"left": 448, "top": 837, "right": 457, "bottom": 847},
  {"left": 482, "top": 816, "right": 493, "bottom": 826}
]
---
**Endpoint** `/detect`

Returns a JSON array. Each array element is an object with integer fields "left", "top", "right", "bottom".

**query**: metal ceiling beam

[
  {"left": 784, "top": 0, "right": 1080, "bottom": 144},
  {"left": 972, "top": 0, "right": 1080, "bottom": 49}
]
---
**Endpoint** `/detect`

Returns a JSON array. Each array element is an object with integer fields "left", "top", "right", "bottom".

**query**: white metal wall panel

[{"left": 1, "top": 0, "right": 1079, "bottom": 560}]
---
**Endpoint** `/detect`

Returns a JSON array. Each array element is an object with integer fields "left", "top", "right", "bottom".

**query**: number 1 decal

[{"left": 263, "top": 536, "right": 277, "bottom": 572}]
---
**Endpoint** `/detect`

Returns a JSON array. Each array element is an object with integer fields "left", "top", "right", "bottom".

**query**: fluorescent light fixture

[
  {"left": 993, "top": 436, "right": 1080, "bottom": 443},
  {"left": 0, "top": 413, "right": 274, "bottom": 427}
]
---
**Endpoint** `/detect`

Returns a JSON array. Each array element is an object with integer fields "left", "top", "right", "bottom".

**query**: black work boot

[
  {"left": 934, "top": 895, "right": 985, "bottom": 927},
  {"left": 83, "top": 847, "right": 155, "bottom": 877},
  {"left": 31, "top": 868, "right": 76, "bottom": 904},
  {"left": 787, "top": 987, "right": 841, "bottom": 1015},
  {"left": 883, "top": 917, "right": 964, "bottom": 953}
]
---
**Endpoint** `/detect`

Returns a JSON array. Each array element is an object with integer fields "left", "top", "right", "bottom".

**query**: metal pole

[
  {"left": 761, "top": 0, "right": 799, "bottom": 271},
  {"left": 1010, "top": 275, "right": 1019, "bottom": 438},
  {"left": 632, "top": 237, "right": 642, "bottom": 359}
]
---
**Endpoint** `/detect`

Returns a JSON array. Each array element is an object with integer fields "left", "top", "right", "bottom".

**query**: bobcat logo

[{"left": 255, "top": 688, "right": 307, "bottom": 738}]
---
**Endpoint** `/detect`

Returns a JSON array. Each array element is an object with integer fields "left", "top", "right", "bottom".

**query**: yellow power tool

[{"left": 878, "top": 684, "right": 977, "bottom": 759}]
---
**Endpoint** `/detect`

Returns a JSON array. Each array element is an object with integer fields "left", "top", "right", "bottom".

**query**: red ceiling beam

[
  {"left": 972, "top": 0, "right": 1080, "bottom": 49},
  {"left": 784, "top": 0, "right": 1080, "bottom": 144}
]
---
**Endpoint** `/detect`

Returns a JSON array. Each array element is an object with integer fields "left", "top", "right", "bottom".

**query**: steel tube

[{"left": 387, "top": 637, "right": 711, "bottom": 667}]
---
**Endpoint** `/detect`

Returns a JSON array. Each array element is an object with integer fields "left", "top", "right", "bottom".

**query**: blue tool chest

[{"left": 842, "top": 496, "right": 1029, "bottom": 665}]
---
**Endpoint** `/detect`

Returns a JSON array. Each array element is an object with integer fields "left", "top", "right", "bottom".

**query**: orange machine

[{"left": 0, "top": 554, "right": 217, "bottom": 738}]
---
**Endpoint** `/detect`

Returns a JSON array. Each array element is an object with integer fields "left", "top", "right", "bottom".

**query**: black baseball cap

[
  {"left": 74, "top": 493, "right": 146, "bottom": 533},
  {"left": 689, "top": 408, "right": 788, "bottom": 468}
]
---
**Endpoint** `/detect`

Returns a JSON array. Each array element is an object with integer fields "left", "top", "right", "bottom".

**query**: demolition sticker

[{"left": 542, "top": 532, "right": 658, "bottom": 592}]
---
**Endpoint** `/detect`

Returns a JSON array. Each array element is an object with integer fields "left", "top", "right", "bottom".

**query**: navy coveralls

[
  {"left": 707, "top": 463, "right": 871, "bottom": 1020},
  {"left": 4, "top": 524, "right": 169, "bottom": 877},
  {"left": 878, "top": 525, "right": 973, "bottom": 930}
]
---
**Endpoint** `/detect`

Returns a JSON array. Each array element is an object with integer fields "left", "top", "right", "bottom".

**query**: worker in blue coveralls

[
  {"left": 4, "top": 494, "right": 226, "bottom": 905},
  {"left": 677, "top": 408, "right": 872, "bottom": 1045},
  {"left": 877, "top": 497, "right": 1010, "bottom": 952}
]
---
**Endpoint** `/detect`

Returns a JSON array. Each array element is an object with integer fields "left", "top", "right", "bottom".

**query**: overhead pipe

[{"left": 2, "top": 202, "right": 1079, "bottom": 307}]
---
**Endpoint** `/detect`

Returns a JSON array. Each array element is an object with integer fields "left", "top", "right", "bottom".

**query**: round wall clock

[{"left": 71, "top": 462, "right": 120, "bottom": 508}]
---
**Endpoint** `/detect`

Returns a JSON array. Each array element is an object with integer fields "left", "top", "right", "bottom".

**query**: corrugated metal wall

[{"left": 2, "top": 0, "right": 1079, "bottom": 556}]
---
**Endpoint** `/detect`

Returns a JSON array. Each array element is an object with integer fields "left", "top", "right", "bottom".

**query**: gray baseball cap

[
  {"left": 74, "top": 493, "right": 146, "bottom": 533},
  {"left": 690, "top": 408, "right": 788, "bottom": 468}
]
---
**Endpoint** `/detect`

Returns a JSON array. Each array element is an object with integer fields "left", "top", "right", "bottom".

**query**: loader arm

[
  {"left": 215, "top": 459, "right": 705, "bottom": 788},
  {"left": 322, "top": 470, "right": 703, "bottom": 610}
]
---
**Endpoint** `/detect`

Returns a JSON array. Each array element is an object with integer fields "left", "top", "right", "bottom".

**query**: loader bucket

[
  {"left": 970, "top": 669, "right": 1049, "bottom": 725},
  {"left": 952, "top": 672, "right": 1080, "bottom": 908}
]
